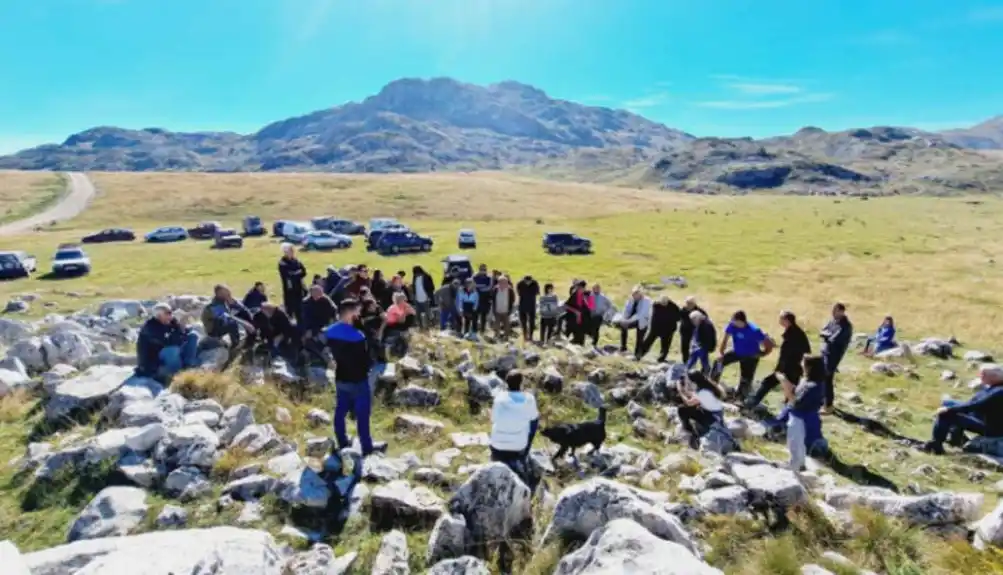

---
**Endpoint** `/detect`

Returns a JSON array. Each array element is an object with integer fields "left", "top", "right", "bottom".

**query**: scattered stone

[
  {"left": 394, "top": 414, "right": 445, "bottom": 435},
  {"left": 232, "top": 423, "right": 281, "bottom": 455},
  {"left": 305, "top": 436, "right": 333, "bottom": 457},
  {"left": 154, "top": 424, "right": 219, "bottom": 469},
  {"left": 156, "top": 505, "right": 188, "bottom": 528},
  {"left": 237, "top": 501, "right": 263, "bottom": 525},
  {"left": 729, "top": 463, "right": 807, "bottom": 507},
  {"left": 164, "top": 466, "right": 213, "bottom": 501},
  {"left": 370, "top": 481, "right": 444, "bottom": 529},
  {"left": 371, "top": 529, "right": 410, "bottom": 575},
  {"left": 450, "top": 432, "right": 490, "bottom": 449},
  {"left": 824, "top": 486, "right": 983, "bottom": 526},
  {"left": 393, "top": 384, "right": 442, "bottom": 407},
  {"left": 45, "top": 365, "right": 135, "bottom": 423},
  {"left": 941, "top": 370, "right": 957, "bottom": 381},
  {"left": 284, "top": 543, "right": 357, "bottom": 574},
  {"left": 274, "top": 406, "right": 292, "bottom": 424},
  {"left": 975, "top": 501, "right": 1003, "bottom": 550},
  {"left": 306, "top": 408, "right": 332, "bottom": 426},
  {"left": 697, "top": 486, "right": 749, "bottom": 515},
  {"left": 432, "top": 448, "right": 461, "bottom": 469},
  {"left": 67, "top": 486, "right": 148, "bottom": 542},
  {"left": 964, "top": 350, "right": 994, "bottom": 363},
  {"left": 542, "top": 365, "right": 565, "bottom": 394},
  {"left": 570, "top": 381, "right": 604, "bottom": 409},
  {"left": 428, "top": 556, "right": 490, "bottom": 575}
]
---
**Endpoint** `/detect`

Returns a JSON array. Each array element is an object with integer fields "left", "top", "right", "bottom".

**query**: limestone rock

[
  {"left": 697, "top": 486, "right": 749, "bottom": 515},
  {"left": 449, "top": 462, "right": 532, "bottom": 546},
  {"left": 392, "top": 384, "right": 442, "bottom": 407},
  {"left": 371, "top": 529, "right": 410, "bottom": 575},
  {"left": 426, "top": 513, "right": 468, "bottom": 564},
  {"left": 45, "top": 365, "right": 134, "bottom": 423},
  {"left": 729, "top": 463, "right": 807, "bottom": 507},
  {"left": 156, "top": 505, "right": 188, "bottom": 528},
  {"left": 370, "top": 480, "right": 444, "bottom": 529},
  {"left": 428, "top": 556, "right": 490, "bottom": 575},
  {"left": 67, "top": 486, "right": 149, "bottom": 542},
  {"left": 394, "top": 414, "right": 445, "bottom": 435},
  {"left": 824, "top": 486, "right": 983, "bottom": 526}
]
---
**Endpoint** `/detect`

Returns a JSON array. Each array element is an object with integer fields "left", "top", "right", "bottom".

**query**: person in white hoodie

[
  {"left": 489, "top": 371, "right": 539, "bottom": 473},
  {"left": 618, "top": 286, "right": 652, "bottom": 358}
]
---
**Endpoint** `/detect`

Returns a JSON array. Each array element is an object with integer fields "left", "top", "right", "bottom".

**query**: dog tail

[{"left": 597, "top": 406, "right": 607, "bottom": 424}]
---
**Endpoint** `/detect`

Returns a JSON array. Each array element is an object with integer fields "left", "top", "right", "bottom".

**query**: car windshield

[
  {"left": 0, "top": 254, "right": 19, "bottom": 265},
  {"left": 55, "top": 250, "right": 84, "bottom": 260}
]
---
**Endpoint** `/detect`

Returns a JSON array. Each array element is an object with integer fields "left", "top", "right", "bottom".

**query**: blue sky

[{"left": 1, "top": 0, "right": 1001, "bottom": 153}]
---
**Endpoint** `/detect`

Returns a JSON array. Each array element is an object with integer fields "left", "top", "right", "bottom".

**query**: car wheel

[
  {"left": 391, "top": 245, "right": 400, "bottom": 254},
  {"left": 422, "top": 244, "right": 431, "bottom": 252}
]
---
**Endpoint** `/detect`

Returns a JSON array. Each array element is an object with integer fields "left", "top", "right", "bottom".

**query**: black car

[
  {"left": 0, "top": 251, "right": 37, "bottom": 280},
  {"left": 81, "top": 228, "right": 136, "bottom": 243},
  {"left": 188, "top": 221, "right": 221, "bottom": 240},
  {"left": 543, "top": 232, "right": 592, "bottom": 255},
  {"left": 366, "top": 225, "right": 410, "bottom": 251},
  {"left": 242, "top": 216, "right": 266, "bottom": 237}
]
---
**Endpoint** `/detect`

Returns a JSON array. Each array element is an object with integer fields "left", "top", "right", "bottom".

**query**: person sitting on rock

[
  {"left": 201, "top": 284, "right": 256, "bottom": 349},
  {"left": 301, "top": 284, "right": 338, "bottom": 343},
  {"left": 862, "top": 315, "right": 897, "bottom": 356},
  {"left": 686, "top": 310, "right": 717, "bottom": 374},
  {"left": 241, "top": 281, "right": 268, "bottom": 314},
  {"left": 777, "top": 355, "right": 827, "bottom": 471},
  {"left": 677, "top": 370, "right": 726, "bottom": 449},
  {"left": 252, "top": 302, "right": 298, "bottom": 363},
  {"left": 923, "top": 364, "right": 1003, "bottom": 455},
  {"left": 136, "top": 302, "right": 199, "bottom": 382},
  {"left": 325, "top": 299, "right": 381, "bottom": 457},
  {"left": 489, "top": 370, "right": 540, "bottom": 485}
]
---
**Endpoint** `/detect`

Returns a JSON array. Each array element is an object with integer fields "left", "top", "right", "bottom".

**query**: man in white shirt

[
  {"left": 618, "top": 285, "right": 652, "bottom": 357},
  {"left": 490, "top": 371, "right": 539, "bottom": 470}
]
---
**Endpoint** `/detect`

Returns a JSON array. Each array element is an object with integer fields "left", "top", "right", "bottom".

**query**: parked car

[
  {"left": 543, "top": 232, "right": 592, "bottom": 255},
  {"left": 280, "top": 222, "right": 313, "bottom": 244},
  {"left": 377, "top": 230, "right": 433, "bottom": 255},
  {"left": 145, "top": 226, "right": 188, "bottom": 243},
  {"left": 366, "top": 224, "right": 410, "bottom": 251},
  {"left": 313, "top": 217, "right": 366, "bottom": 235},
  {"left": 442, "top": 254, "right": 474, "bottom": 282},
  {"left": 0, "top": 251, "right": 37, "bottom": 280},
  {"left": 213, "top": 228, "right": 243, "bottom": 249},
  {"left": 242, "top": 216, "right": 267, "bottom": 237},
  {"left": 302, "top": 231, "right": 352, "bottom": 251},
  {"left": 187, "top": 221, "right": 222, "bottom": 240},
  {"left": 81, "top": 228, "right": 135, "bottom": 244},
  {"left": 272, "top": 220, "right": 288, "bottom": 237},
  {"left": 457, "top": 229, "right": 477, "bottom": 249},
  {"left": 369, "top": 218, "right": 401, "bottom": 234},
  {"left": 50, "top": 244, "right": 91, "bottom": 276}
]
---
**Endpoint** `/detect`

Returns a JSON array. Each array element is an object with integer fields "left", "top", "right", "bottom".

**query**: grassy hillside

[
  {"left": 0, "top": 171, "right": 65, "bottom": 225},
  {"left": 2, "top": 170, "right": 1003, "bottom": 574}
]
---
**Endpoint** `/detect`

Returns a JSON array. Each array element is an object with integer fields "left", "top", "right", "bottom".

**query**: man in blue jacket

[
  {"left": 136, "top": 303, "right": 199, "bottom": 382},
  {"left": 923, "top": 364, "right": 1003, "bottom": 455},
  {"left": 820, "top": 302, "right": 852, "bottom": 414},
  {"left": 325, "top": 299, "right": 380, "bottom": 457},
  {"left": 472, "top": 264, "right": 494, "bottom": 334}
]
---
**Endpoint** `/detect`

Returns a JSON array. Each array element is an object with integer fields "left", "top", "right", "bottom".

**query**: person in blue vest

[{"left": 715, "top": 310, "right": 775, "bottom": 400}]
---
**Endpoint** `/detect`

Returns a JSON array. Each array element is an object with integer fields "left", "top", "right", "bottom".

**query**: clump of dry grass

[
  {"left": 170, "top": 370, "right": 247, "bottom": 405},
  {"left": 0, "top": 389, "right": 35, "bottom": 424},
  {"left": 0, "top": 170, "right": 64, "bottom": 225}
]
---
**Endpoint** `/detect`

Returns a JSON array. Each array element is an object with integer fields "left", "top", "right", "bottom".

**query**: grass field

[
  {"left": 0, "top": 171, "right": 65, "bottom": 225},
  {"left": 2, "top": 170, "right": 1003, "bottom": 573}
]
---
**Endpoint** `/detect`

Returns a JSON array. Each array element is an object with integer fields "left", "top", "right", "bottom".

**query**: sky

[{"left": 1, "top": 0, "right": 1002, "bottom": 153}]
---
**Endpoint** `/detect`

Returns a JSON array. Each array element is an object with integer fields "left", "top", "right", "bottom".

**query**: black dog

[{"left": 541, "top": 407, "right": 607, "bottom": 463}]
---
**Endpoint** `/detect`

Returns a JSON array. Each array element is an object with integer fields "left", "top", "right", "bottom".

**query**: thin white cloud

[
  {"left": 728, "top": 82, "right": 802, "bottom": 96},
  {"left": 696, "top": 93, "right": 834, "bottom": 110},
  {"left": 622, "top": 92, "right": 670, "bottom": 110}
]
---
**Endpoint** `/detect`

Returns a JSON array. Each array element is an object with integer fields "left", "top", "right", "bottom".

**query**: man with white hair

[
  {"left": 679, "top": 296, "right": 708, "bottom": 365},
  {"left": 136, "top": 303, "right": 199, "bottom": 382},
  {"left": 618, "top": 286, "right": 652, "bottom": 357},
  {"left": 923, "top": 364, "right": 1003, "bottom": 455},
  {"left": 278, "top": 243, "right": 307, "bottom": 323},
  {"left": 685, "top": 310, "right": 717, "bottom": 374}
]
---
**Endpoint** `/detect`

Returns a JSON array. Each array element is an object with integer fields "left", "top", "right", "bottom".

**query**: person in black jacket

[
  {"left": 301, "top": 284, "right": 338, "bottom": 341},
  {"left": 923, "top": 364, "right": 1003, "bottom": 454},
  {"left": 679, "top": 297, "right": 708, "bottom": 364},
  {"left": 252, "top": 302, "right": 298, "bottom": 362},
  {"left": 136, "top": 303, "right": 199, "bottom": 382},
  {"left": 370, "top": 270, "right": 390, "bottom": 308},
  {"left": 686, "top": 310, "right": 717, "bottom": 374},
  {"left": 746, "top": 310, "right": 812, "bottom": 409},
  {"left": 411, "top": 265, "right": 436, "bottom": 330},
  {"left": 242, "top": 282, "right": 268, "bottom": 313},
  {"left": 325, "top": 299, "right": 380, "bottom": 456},
  {"left": 640, "top": 295, "right": 680, "bottom": 362},
  {"left": 516, "top": 275, "right": 540, "bottom": 341},
  {"left": 820, "top": 302, "right": 853, "bottom": 413},
  {"left": 563, "top": 281, "right": 592, "bottom": 345},
  {"left": 278, "top": 244, "right": 307, "bottom": 323}
]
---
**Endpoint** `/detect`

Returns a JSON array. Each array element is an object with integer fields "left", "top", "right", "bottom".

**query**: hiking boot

[{"left": 920, "top": 441, "right": 946, "bottom": 455}]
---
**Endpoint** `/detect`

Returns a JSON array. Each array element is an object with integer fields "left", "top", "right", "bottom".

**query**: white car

[
  {"left": 51, "top": 245, "right": 91, "bottom": 276},
  {"left": 145, "top": 226, "right": 188, "bottom": 243},
  {"left": 369, "top": 217, "right": 401, "bottom": 234},
  {"left": 302, "top": 231, "right": 352, "bottom": 251},
  {"left": 280, "top": 222, "right": 313, "bottom": 244},
  {"left": 458, "top": 229, "right": 477, "bottom": 249}
]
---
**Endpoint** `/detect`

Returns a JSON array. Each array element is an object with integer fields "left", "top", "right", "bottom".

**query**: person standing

[
  {"left": 278, "top": 244, "right": 307, "bottom": 324},
  {"left": 715, "top": 310, "right": 774, "bottom": 400},
  {"left": 538, "top": 284, "right": 561, "bottom": 344},
  {"left": 779, "top": 355, "right": 827, "bottom": 471},
  {"left": 640, "top": 295, "right": 680, "bottom": 362},
  {"left": 435, "top": 279, "right": 460, "bottom": 331},
  {"left": 686, "top": 310, "right": 717, "bottom": 374},
  {"left": 820, "top": 302, "right": 853, "bottom": 414},
  {"left": 589, "top": 284, "right": 615, "bottom": 346},
  {"left": 617, "top": 286, "right": 652, "bottom": 357},
  {"left": 491, "top": 276, "right": 516, "bottom": 340},
  {"left": 457, "top": 278, "right": 480, "bottom": 338},
  {"left": 747, "top": 310, "right": 811, "bottom": 409},
  {"left": 679, "top": 297, "right": 707, "bottom": 365},
  {"left": 516, "top": 275, "right": 541, "bottom": 341},
  {"left": 472, "top": 264, "right": 494, "bottom": 334},
  {"left": 325, "top": 300, "right": 378, "bottom": 457},
  {"left": 563, "top": 281, "right": 593, "bottom": 345},
  {"left": 411, "top": 266, "right": 435, "bottom": 330}
]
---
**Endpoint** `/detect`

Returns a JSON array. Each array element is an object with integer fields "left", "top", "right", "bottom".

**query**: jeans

[
  {"left": 687, "top": 348, "right": 710, "bottom": 373},
  {"left": 788, "top": 414, "right": 807, "bottom": 471},
  {"left": 368, "top": 363, "right": 387, "bottom": 400},
  {"left": 714, "top": 352, "right": 760, "bottom": 399},
  {"left": 415, "top": 301, "right": 430, "bottom": 329},
  {"left": 334, "top": 381, "right": 373, "bottom": 455},
  {"left": 157, "top": 332, "right": 200, "bottom": 380},
  {"left": 932, "top": 399, "right": 986, "bottom": 445},
  {"left": 540, "top": 317, "right": 557, "bottom": 343},
  {"left": 440, "top": 308, "right": 455, "bottom": 331}
]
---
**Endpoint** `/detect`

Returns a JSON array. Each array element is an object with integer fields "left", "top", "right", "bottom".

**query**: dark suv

[
  {"left": 377, "top": 230, "right": 433, "bottom": 255},
  {"left": 543, "top": 232, "right": 592, "bottom": 255},
  {"left": 366, "top": 225, "right": 410, "bottom": 251}
]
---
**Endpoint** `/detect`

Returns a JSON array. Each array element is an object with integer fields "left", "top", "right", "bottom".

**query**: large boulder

[
  {"left": 0, "top": 540, "right": 29, "bottom": 575},
  {"left": 42, "top": 330, "right": 94, "bottom": 368},
  {"left": 426, "top": 513, "right": 468, "bottom": 565},
  {"left": 0, "top": 317, "right": 33, "bottom": 344},
  {"left": 25, "top": 526, "right": 285, "bottom": 575},
  {"left": 370, "top": 480, "right": 445, "bottom": 529},
  {"left": 67, "top": 486, "right": 149, "bottom": 543},
  {"left": 6, "top": 337, "right": 47, "bottom": 372},
  {"left": 824, "top": 486, "right": 983, "bottom": 526},
  {"left": 696, "top": 486, "right": 749, "bottom": 515},
  {"left": 371, "top": 529, "right": 410, "bottom": 575},
  {"left": 284, "top": 544, "right": 356, "bottom": 574},
  {"left": 912, "top": 338, "right": 953, "bottom": 359},
  {"left": 0, "top": 356, "right": 31, "bottom": 396},
  {"left": 448, "top": 463, "right": 532, "bottom": 547},
  {"left": 546, "top": 479, "right": 697, "bottom": 554},
  {"left": 45, "top": 365, "right": 134, "bottom": 423},
  {"left": 218, "top": 404, "right": 255, "bottom": 445},
  {"left": 974, "top": 501, "right": 1003, "bottom": 549},
  {"left": 554, "top": 518, "right": 722, "bottom": 575},
  {"left": 728, "top": 463, "right": 807, "bottom": 507}
]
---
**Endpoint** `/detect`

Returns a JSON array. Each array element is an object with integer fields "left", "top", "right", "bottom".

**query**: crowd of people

[{"left": 132, "top": 244, "right": 1000, "bottom": 479}]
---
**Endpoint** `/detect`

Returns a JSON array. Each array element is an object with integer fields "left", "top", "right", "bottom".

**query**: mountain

[
  {"left": 0, "top": 78, "right": 692, "bottom": 173},
  {"left": 941, "top": 116, "right": 1003, "bottom": 150}
]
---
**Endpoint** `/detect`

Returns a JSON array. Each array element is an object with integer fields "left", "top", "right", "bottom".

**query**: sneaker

[{"left": 920, "top": 441, "right": 946, "bottom": 455}]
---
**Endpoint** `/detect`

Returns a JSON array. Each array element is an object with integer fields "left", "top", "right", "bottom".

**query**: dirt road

[{"left": 0, "top": 172, "right": 95, "bottom": 236}]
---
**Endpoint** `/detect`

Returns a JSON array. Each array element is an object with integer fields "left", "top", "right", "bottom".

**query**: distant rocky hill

[
  {"left": 0, "top": 78, "right": 691, "bottom": 173},
  {"left": 0, "top": 77, "right": 1000, "bottom": 195}
]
